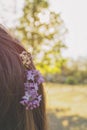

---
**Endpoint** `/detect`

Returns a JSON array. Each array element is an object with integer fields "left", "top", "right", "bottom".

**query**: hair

[{"left": 0, "top": 25, "right": 47, "bottom": 130}]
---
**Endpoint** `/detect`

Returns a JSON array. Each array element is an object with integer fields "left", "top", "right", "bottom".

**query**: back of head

[{"left": 0, "top": 25, "right": 47, "bottom": 130}]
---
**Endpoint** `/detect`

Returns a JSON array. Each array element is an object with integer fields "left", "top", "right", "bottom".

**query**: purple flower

[
  {"left": 20, "top": 69, "right": 44, "bottom": 110},
  {"left": 37, "top": 95, "right": 42, "bottom": 102},
  {"left": 24, "top": 82, "right": 30, "bottom": 89},
  {"left": 30, "top": 89, "right": 38, "bottom": 99},
  {"left": 27, "top": 96, "right": 42, "bottom": 110},
  {"left": 27, "top": 70, "right": 34, "bottom": 81},
  {"left": 22, "top": 91, "right": 31, "bottom": 101},
  {"left": 33, "top": 83, "right": 38, "bottom": 90},
  {"left": 26, "top": 70, "right": 44, "bottom": 82},
  {"left": 37, "top": 75, "right": 44, "bottom": 85}
]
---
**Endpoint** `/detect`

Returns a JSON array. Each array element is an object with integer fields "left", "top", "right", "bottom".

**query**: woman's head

[{"left": 0, "top": 25, "right": 47, "bottom": 130}]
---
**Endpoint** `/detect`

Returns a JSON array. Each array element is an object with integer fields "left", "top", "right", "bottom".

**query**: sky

[
  {"left": 0, "top": 0, "right": 23, "bottom": 26},
  {"left": 0, "top": 0, "right": 87, "bottom": 59},
  {"left": 49, "top": 0, "right": 87, "bottom": 59}
]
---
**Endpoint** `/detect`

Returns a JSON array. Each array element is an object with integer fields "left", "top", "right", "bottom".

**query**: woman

[{"left": 0, "top": 25, "right": 47, "bottom": 130}]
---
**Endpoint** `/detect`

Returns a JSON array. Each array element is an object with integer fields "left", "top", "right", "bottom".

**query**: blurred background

[{"left": 0, "top": 0, "right": 87, "bottom": 130}]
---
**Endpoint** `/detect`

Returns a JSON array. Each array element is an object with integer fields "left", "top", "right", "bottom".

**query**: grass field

[{"left": 45, "top": 83, "right": 87, "bottom": 130}]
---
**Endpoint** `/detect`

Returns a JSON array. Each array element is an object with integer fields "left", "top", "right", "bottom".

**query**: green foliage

[
  {"left": 65, "top": 76, "right": 78, "bottom": 85},
  {"left": 47, "top": 57, "right": 87, "bottom": 84},
  {"left": 16, "top": 0, "right": 67, "bottom": 74}
]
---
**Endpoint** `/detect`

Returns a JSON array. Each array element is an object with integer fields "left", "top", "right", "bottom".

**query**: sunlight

[{"left": 38, "top": 10, "right": 50, "bottom": 24}]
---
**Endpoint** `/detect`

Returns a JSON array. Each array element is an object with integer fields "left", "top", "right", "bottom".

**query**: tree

[{"left": 16, "top": 0, "right": 67, "bottom": 74}]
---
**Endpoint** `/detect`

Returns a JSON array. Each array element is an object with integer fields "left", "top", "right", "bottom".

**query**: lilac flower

[
  {"left": 20, "top": 95, "right": 42, "bottom": 110},
  {"left": 37, "top": 95, "right": 42, "bottom": 102},
  {"left": 27, "top": 70, "right": 44, "bottom": 82},
  {"left": 27, "top": 96, "right": 42, "bottom": 110},
  {"left": 20, "top": 100, "right": 27, "bottom": 106},
  {"left": 30, "top": 89, "right": 38, "bottom": 99},
  {"left": 22, "top": 91, "right": 31, "bottom": 101},
  {"left": 33, "top": 83, "right": 38, "bottom": 90},
  {"left": 37, "top": 75, "right": 44, "bottom": 85},
  {"left": 24, "top": 82, "right": 30, "bottom": 89},
  {"left": 27, "top": 70, "right": 34, "bottom": 81},
  {"left": 31, "top": 70, "right": 39, "bottom": 76},
  {"left": 20, "top": 69, "right": 44, "bottom": 110}
]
